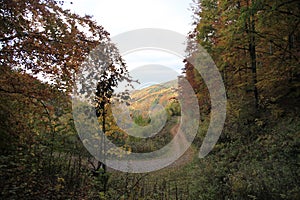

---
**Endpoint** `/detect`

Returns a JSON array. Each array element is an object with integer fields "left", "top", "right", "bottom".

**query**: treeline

[
  {"left": 0, "top": 0, "right": 299, "bottom": 199},
  {"left": 186, "top": 0, "right": 299, "bottom": 114},
  {"left": 0, "top": 0, "right": 127, "bottom": 198},
  {"left": 182, "top": 0, "right": 300, "bottom": 199}
]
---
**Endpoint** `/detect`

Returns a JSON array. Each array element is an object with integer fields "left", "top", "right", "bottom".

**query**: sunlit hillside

[{"left": 129, "top": 79, "right": 179, "bottom": 115}]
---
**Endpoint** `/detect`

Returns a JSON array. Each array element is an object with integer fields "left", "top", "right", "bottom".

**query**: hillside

[
  {"left": 129, "top": 79, "right": 179, "bottom": 114},
  {"left": 119, "top": 79, "right": 185, "bottom": 154},
  {"left": 1, "top": 0, "right": 299, "bottom": 199}
]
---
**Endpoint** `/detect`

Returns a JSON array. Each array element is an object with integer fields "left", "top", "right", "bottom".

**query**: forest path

[{"left": 165, "top": 119, "right": 195, "bottom": 169}]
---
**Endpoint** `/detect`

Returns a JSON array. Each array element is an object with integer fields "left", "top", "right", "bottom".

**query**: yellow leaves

[
  {"left": 57, "top": 177, "right": 65, "bottom": 183},
  {"left": 107, "top": 145, "right": 131, "bottom": 158},
  {"left": 254, "top": 118, "right": 264, "bottom": 127},
  {"left": 55, "top": 177, "right": 65, "bottom": 192}
]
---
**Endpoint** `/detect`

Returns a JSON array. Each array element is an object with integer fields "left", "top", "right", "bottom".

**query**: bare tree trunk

[
  {"left": 248, "top": 0, "right": 259, "bottom": 109},
  {"left": 101, "top": 106, "right": 108, "bottom": 192}
]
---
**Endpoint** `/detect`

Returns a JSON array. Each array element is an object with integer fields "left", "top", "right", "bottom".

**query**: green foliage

[
  {"left": 125, "top": 116, "right": 175, "bottom": 153},
  {"left": 1, "top": 0, "right": 299, "bottom": 199},
  {"left": 133, "top": 114, "right": 151, "bottom": 126},
  {"left": 181, "top": 0, "right": 300, "bottom": 199},
  {"left": 165, "top": 99, "right": 181, "bottom": 117},
  {"left": 0, "top": 0, "right": 130, "bottom": 198}
]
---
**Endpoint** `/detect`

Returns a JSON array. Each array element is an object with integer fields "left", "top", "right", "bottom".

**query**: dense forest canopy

[
  {"left": 1, "top": 0, "right": 299, "bottom": 199},
  {"left": 1, "top": 0, "right": 131, "bottom": 198},
  {"left": 183, "top": 0, "right": 300, "bottom": 198}
]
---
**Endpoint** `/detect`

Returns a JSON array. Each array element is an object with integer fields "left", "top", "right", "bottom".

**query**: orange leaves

[{"left": 1, "top": 0, "right": 113, "bottom": 92}]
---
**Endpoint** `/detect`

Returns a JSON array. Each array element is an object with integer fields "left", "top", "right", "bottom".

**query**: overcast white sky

[
  {"left": 64, "top": 0, "right": 194, "bottom": 87},
  {"left": 65, "top": 0, "right": 193, "bottom": 35}
]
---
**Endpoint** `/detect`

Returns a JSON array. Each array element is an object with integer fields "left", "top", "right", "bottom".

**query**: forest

[{"left": 1, "top": 0, "right": 299, "bottom": 199}]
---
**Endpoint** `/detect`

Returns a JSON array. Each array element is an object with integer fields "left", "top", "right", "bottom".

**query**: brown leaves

[{"left": 1, "top": 0, "right": 113, "bottom": 92}]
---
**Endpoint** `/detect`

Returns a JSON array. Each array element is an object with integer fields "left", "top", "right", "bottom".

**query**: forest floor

[
  {"left": 106, "top": 117, "right": 196, "bottom": 174},
  {"left": 166, "top": 123, "right": 195, "bottom": 169}
]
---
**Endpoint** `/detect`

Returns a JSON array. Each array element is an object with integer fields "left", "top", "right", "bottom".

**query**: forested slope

[{"left": 0, "top": 0, "right": 299, "bottom": 199}]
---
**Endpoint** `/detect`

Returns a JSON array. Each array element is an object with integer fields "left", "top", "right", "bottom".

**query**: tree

[
  {"left": 1, "top": 0, "right": 112, "bottom": 92},
  {"left": 73, "top": 41, "right": 133, "bottom": 192},
  {"left": 183, "top": 1, "right": 300, "bottom": 199},
  {"left": 187, "top": 0, "right": 299, "bottom": 112},
  {"left": 1, "top": 0, "right": 132, "bottom": 198}
]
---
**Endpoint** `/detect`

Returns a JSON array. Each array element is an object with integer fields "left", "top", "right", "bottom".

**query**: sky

[
  {"left": 64, "top": 0, "right": 194, "bottom": 88},
  {"left": 64, "top": 0, "right": 193, "bottom": 35}
]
